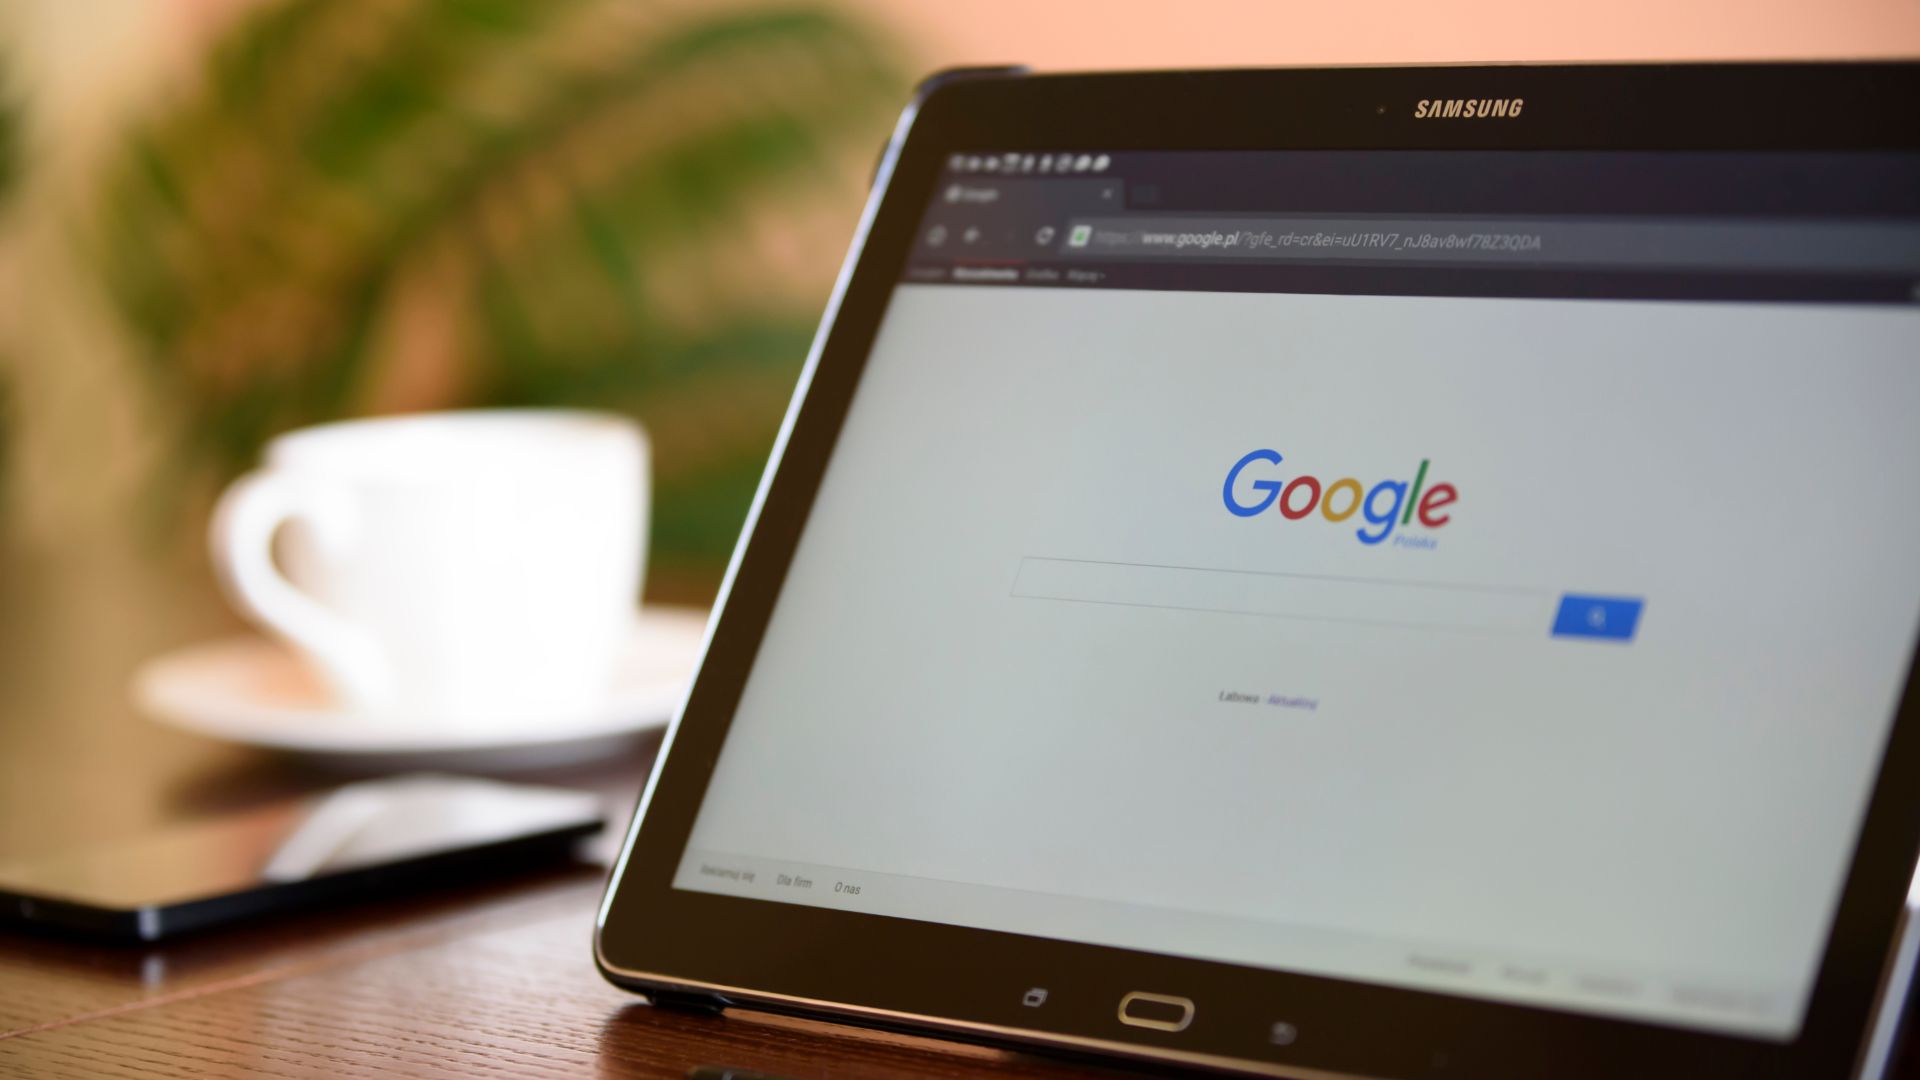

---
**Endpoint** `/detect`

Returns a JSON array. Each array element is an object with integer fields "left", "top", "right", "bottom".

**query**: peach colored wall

[{"left": 858, "top": 0, "right": 1920, "bottom": 71}]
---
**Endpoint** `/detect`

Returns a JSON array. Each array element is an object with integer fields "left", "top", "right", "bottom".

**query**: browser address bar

[{"left": 1059, "top": 215, "right": 1920, "bottom": 274}]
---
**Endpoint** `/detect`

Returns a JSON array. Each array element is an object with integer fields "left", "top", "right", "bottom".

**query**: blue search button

[{"left": 1551, "top": 595, "right": 1644, "bottom": 642}]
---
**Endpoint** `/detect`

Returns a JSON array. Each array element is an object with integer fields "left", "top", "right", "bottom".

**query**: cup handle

[{"left": 209, "top": 470, "right": 391, "bottom": 712}]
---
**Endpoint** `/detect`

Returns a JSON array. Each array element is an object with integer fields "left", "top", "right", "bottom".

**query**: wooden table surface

[{"left": 0, "top": 533, "right": 1913, "bottom": 1078}]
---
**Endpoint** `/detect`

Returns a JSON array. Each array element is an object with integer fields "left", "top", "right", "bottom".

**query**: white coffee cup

[{"left": 210, "top": 410, "right": 648, "bottom": 730}]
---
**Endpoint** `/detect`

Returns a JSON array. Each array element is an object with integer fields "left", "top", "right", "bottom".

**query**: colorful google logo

[{"left": 1223, "top": 450, "right": 1458, "bottom": 545}]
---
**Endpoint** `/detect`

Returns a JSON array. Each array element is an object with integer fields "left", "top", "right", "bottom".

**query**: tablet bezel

[{"left": 596, "top": 62, "right": 1920, "bottom": 1079}]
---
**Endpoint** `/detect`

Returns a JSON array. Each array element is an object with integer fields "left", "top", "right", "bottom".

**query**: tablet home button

[{"left": 1117, "top": 991, "right": 1195, "bottom": 1032}]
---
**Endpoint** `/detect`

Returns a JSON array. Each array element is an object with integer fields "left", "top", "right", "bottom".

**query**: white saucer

[{"left": 133, "top": 606, "right": 709, "bottom": 771}]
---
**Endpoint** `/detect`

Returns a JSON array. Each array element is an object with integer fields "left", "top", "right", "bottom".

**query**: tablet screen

[{"left": 672, "top": 150, "right": 1920, "bottom": 1040}]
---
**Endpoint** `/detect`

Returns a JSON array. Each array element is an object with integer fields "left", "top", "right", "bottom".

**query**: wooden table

[{"left": 0, "top": 533, "right": 1913, "bottom": 1078}]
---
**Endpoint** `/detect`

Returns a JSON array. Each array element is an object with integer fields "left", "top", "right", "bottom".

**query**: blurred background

[{"left": 0, "top": 0, "right": 1916, "bottom": 849}]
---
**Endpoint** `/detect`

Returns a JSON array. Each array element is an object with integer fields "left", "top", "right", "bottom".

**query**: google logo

[{"left": 1223, "top": 451, "right": 1458, "bottom": 546}]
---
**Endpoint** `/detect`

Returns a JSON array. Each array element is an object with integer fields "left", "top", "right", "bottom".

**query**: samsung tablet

[{"left": 596, "top": 62, "right": 1920, "bottom": 1079}]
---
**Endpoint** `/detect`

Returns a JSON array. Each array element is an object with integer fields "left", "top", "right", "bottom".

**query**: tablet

[{"left": 596, "top": 63, "right": 1920, "bottom": 1079}]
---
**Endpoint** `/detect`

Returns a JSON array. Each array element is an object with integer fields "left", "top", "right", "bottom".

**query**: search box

[{"left": 1011, "top": 557, "right": 1553, "bottom": 635}]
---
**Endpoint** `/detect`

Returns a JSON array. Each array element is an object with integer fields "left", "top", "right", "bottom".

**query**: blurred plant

[
  {"left": 0, "top": 55, "right": 19, "bottom": 517},
  {"left": 92, "top": 0, "right": 901, "bottom": 580},
  {"left": 0, "top": 60, "right": 15, "bottom": 200}
]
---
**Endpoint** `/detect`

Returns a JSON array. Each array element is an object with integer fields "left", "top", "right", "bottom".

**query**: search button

[{"left": 1551, "top": 595, "right": 1643, "bottom": 642}]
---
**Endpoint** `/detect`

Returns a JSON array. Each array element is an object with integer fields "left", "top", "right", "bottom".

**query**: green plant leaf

[{"left": 90, "top": 0, "right": 904, "bottom": 577}]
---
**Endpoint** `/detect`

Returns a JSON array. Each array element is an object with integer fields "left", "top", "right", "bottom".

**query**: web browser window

[{"left": 673, "top": 151, "right": 1920, "bottom": 1040}]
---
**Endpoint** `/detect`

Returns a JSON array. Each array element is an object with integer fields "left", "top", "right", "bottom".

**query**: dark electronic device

[{"left": 1, "top": 773, "right": 603, "bottom": 941}]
